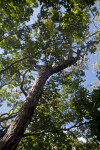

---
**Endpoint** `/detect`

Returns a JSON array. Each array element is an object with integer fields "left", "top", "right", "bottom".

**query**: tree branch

[
  {"left": 88, "top": 6, "right": 98, "bottom": 29},
  {"left": 23, "top": 122, "right": 89, "bottom": 137},
  {"left": 51, "top": 56, "right": 80, "bottom": 74},
  {"left": 0, "top": 50, "right": 41, "bottom": 75},
  {"left": 20, "top": 70, "right": 28, "bottom": 97},
  {"left": 0, "top": 57, "right": 28, "bottom": 75},
  {"left": 0, "top": 113, "right": 17, "bottom": 122},
  {"left": 86, "top": 29, "right": 100, "bottom": 39}
]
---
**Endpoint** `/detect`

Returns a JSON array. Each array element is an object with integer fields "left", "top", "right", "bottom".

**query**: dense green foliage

[{"left": 0, "top": 0, "right": 100, "bottom": 149}]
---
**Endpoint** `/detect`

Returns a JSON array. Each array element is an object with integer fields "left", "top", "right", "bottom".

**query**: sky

[{"left": 84, "top": 53, "right": 100, "bottom": 87}]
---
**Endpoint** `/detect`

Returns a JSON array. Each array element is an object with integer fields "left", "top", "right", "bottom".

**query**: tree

[{"left": 0, "top": 0, "right": 100, "bottom": 149}]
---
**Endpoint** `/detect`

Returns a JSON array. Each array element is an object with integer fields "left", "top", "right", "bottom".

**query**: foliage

[{"left": 0, "top": 0, "right": 100, "bottom": 149}]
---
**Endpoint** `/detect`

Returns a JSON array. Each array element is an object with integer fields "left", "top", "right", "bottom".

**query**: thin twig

[
  {"left": 86, "top": 28, "right": 100, "bottom": 39},
  {"left": 88, "top": 6, "right": 98, "bottom": 29},
  {"left": 20, "top": 70, "right": 28, "bottom": 96}
]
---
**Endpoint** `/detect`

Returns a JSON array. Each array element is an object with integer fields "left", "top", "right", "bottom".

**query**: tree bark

[{"left": 0, "top": 57, "right": 80, "bottom": 150}]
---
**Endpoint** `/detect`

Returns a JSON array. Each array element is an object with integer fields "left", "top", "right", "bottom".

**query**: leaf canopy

[{"left": 0, "top": 0, "right": 100, "bottom": 149}]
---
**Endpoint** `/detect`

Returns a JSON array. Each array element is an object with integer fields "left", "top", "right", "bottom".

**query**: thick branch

[{"left": 51, "top": 56, "right": 80, "bottom": 74}]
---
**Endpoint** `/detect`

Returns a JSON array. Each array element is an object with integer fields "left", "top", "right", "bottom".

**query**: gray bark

[{"left": 0, "top": 56, "right": 80, "bottom": 150}]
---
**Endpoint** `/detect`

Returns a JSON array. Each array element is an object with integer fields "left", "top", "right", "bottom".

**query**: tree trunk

[
  {"left": 0, "top": 57, "right": 80, "bottom": 150},
  {"left": 0, "top": 66, "right": 52, "bottom": 150}
]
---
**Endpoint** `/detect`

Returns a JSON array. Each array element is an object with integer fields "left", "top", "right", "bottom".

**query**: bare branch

[
  {"left": 88, "top": 6, "right": 98, "bottom": 29},
  {"left": 23, "top": 122, "right": 89, "bottom": 137}
]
